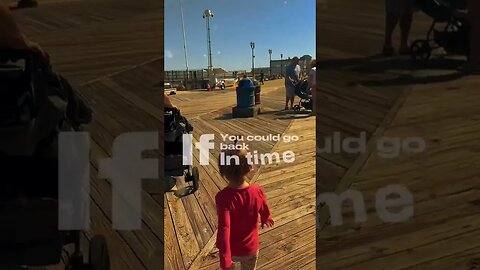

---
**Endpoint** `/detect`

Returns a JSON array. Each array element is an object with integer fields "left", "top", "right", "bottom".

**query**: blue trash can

[{"left": 236, "top": 78, "right": 255, "bottom": 108}]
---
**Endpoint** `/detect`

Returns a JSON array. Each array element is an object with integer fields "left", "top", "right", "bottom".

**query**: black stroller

[
  {"left": 0, "top": 49, "right": 109, "bottom": 270},
  {"left": 292, "top": 79, "right": 312, "bottom": 112},
  {"left": 164, "top": 107, "right": 199, "bottom": 197},
  {"left": 411, "top": 0, "right": 469, "bottom": 62}
]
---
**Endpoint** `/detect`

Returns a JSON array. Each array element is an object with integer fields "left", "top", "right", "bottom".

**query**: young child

[{"left": 216, "top": 148, "right": 274, "bottom": 270}]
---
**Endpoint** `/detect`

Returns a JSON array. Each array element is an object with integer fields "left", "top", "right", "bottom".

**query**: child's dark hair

[{"left": 218, "top": 148, "right": 251, "bottom": 183}]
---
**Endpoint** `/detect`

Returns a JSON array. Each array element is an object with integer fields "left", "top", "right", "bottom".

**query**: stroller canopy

[{"left": 415, "top": 0, "right": 467, "bottom": 22}]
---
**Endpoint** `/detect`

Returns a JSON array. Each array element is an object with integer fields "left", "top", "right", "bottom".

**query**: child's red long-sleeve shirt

[{"left": 215, "top": 184, "right": 272, "bottom": 270}]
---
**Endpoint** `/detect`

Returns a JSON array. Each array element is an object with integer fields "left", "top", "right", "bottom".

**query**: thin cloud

[{"left": 165, "top": 50, "right": 173, "bottom": 59}]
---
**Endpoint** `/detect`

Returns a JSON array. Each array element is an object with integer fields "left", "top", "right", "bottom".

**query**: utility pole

[
  {"left": 250, "top": 42, "right": 255, "bottom": 79},
  {"left": 280, "top": 53, "right": 283, "bottom": 77},
  {"left": 268, "top": 49, "right": 272, "bottom": 78},
  {"left": 179, "top": 0, "right": 189, "bottom": 84},
  {"left": 203, "top": 9, "right": 214, "bottom": 86}
]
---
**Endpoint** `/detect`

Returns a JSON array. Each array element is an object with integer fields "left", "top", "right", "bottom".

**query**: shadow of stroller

[
  {"left": 213, "top": 108, "right": 313, "bottom": 120},
  {"left": 319, "top": 54, "right": 409, "bottom": 72},
  {"left": 357, "top": 72, "right": 464, "bottom": 87},
  {"left": 273, "top": 110, "right": 313, "bottom": 120},
  {"left": 275, "top": 114, "right": 313, "bottom": 120},
  {"left": 258, "top": 110, "right": 290, "bottom": 116},
  {"left": 319, "top": 54, "right": 466, "bottom": 87}
]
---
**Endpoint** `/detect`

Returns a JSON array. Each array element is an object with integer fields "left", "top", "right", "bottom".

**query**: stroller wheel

[
  {"left": 192, "top": 166, "right": 199, "bottom": 191},
  {"left": 185, "top": 166, "right": 199, "bottom": 182},
  {"left": 185, "top": 166, "right": 193, "bottom": 182},
  {"left": 174, "top": 167, "right": 199, "bottom": 197},
  {"left": 89, "top": 235, "right": 110, "bottom": 270},
  {"left": 65, "top": 254, "right": 85, "bottom": 270},
  {"left": 411, "top": 40, "right": 432, "bottom": 62},
  {"left": 166, "top": 176, "right": 176, "bottom": 191}
]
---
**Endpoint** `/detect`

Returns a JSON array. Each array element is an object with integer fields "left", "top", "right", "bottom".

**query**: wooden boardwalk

[
  {"left": 318, "top": 0, "right": 480, "bottom": 269},
  {"left": 166, "top": 80, "right": 316, "bottom": 270},
  {"left": 12, "top": 0, "right": 162, "bottom": 269},
  {"left": 9, "top": 1, "right": 317, "bottom": 269}
]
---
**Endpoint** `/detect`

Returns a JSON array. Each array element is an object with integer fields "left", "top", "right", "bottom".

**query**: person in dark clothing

[
  {"left": 260, "top": 72, "right": 264, "bottom": 85},
  {"left": 383, "top": 0, "right": 415, "bottom": 56},
  {"left": 455, "top": 0, "right": 480, "bottom": 73},
  {"left": 284, "top": 57, "right": 301, "bottom": 110}
]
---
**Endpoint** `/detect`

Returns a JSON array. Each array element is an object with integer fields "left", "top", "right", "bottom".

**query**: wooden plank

[
  {"left": 179, "top": 99, "right": 316, "bottom": 269},
  {"left": 88, "top": 140, "right": 164, "bottom": 269},
  {"left": 324, "top": 222, "right": 480, "bottom": 270},
  {"left": 165, "top": 202, "right": 186, "bottom": 270},
  {"left": 188, "top": 234, "right": 218, "bottom": 270},
  {"left": 166, "top": 193, "right": 201, "bottom": 269},
  {"left": 317, "top": 84, "right": 412, "bottom": 228},
  {"left": 316, "top": 0, "right": 480, "bottom": 268}
]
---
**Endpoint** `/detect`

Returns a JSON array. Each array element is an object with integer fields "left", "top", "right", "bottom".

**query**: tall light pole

[
  {"left": 250, "top": 42, "right": 255, "bottom": 80},
  {"left": 203, "top": 9, "right": 214, "bottom": 85},
  {"left": 179, "top": 0, "right": 189, "bottom": 83},
  {"left": 268, "top": 49, "right": 272, "bottom": 78},
  {"left": 280, "top": 53, "right": 283, "bottom": 77}
]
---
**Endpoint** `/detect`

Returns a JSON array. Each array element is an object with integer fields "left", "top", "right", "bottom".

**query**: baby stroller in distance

[
  {"left": 410, "top": 0, "right": 469, "bottom": 62},
  {"left": 164, "top": 106, "right": 199, "bottom": 197},
  {"left": 0, "top": 49, "right": 109, "bottom": 270},
  {"left": 292, "top": 79, "right": 312, "bottom": 112}
]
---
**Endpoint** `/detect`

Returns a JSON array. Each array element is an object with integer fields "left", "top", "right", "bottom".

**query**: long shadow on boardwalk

[
  {"left": 214, "top": 110, "right": 313, "bottom": 121},
  {"left": 320, "top": 55, "right": 466, "bottom": 86},
  {"left": 274, "top": 114, "right": 313, "bottom": 120}
]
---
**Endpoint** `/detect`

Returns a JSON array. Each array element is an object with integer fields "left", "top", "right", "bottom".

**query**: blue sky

[{"left": 165, "top": 0, "right": 316, "bottom": 71}]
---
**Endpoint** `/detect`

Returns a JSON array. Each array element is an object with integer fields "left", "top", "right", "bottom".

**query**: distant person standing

[
  {"left": 383, "top": 0, "right": 415, "bottom": 56},
  {"left": 260, "top": 72, "right": 264, "bottom": 85},
  {"left": 284, "top": 57, "right": 301, "bottom": 110}
]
